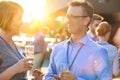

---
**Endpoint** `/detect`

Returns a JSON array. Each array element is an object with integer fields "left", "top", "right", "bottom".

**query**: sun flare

[{"left": 13, "top": 0, "right": 47, "bottom": 22}]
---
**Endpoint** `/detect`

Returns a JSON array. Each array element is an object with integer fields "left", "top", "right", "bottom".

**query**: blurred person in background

[
  {"left": 108, "top": 23, "right": 120, "bottom": 78},
  {"left": 30, "top": 26, "right": 49, "bottom": 72},
  {"left": 45, "top": 0, "right": 112, "bottom": 80},
  {"left": 108, "top": 24, "right": 120, "bottom": 55},
  {"left": 0, "top": 1, "right": 33, "bottom": 80},
  {"left": 96, "top": 21, "right": 119, "bottom": 77},
  {"left": 87, "top": 13, "right": 104, "bottom": 41}
]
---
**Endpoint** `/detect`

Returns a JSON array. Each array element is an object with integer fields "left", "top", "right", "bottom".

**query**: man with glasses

[
  {"left": 87, "top": 14, "right": 104, "bottom": 41},
  {"left": 45, "top": 0, "right": 112, "bottom": 80}
]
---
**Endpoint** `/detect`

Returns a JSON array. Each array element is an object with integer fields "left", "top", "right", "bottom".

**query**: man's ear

[{"left": 84, "top": 17, "right": 90, "bottom": 26}]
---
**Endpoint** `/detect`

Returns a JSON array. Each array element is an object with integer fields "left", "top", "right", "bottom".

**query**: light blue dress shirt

[
  {"left": 97, "top": 41, "right": 119, "bottom": 76},
  {"left": 45, "top": 35, "right": 112, "bottom": 80},
  {"left": 87, "top": 31, "right": 99, "bottom": 41}
]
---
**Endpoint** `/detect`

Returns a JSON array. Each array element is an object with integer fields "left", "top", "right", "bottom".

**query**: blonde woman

[
  {"left": 96, "top": 21, "right": 119, "bottom": 77},
  {"left": 0, "top": 1, "right": 33, "bottom": 80}
]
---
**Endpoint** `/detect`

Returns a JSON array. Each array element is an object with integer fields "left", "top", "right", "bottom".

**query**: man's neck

[{"left": 71, "top": 33, "right": 86, "bottom": 43}]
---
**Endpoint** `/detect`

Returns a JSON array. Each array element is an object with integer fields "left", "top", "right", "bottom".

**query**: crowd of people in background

[{"left": 0, "top": 0, "right": 120, "bottom": 80}]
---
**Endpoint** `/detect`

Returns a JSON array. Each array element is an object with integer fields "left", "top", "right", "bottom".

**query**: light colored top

[
  {"left": 97, "top": 41, "right": 119, "bottom": 76},
  {"left": 45, "top": 35, "right": 112, "bottom": 80}
]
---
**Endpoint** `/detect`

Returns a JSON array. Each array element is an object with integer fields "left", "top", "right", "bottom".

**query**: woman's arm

[{"left": 0, "top": 58, "right": 33, "bottom": 80}]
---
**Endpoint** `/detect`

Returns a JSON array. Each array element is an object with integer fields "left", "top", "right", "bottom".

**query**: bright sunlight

[{"left": 12, "top": 0, "right": 47, "bottom": 23}]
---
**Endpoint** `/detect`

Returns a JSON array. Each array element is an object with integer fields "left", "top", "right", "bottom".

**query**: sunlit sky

[
  {"left": 1, "top": 0, "right": 73, "bottom": 23},
  {"left": 9, "top": 0, "right": 47, "bottom": 22}
]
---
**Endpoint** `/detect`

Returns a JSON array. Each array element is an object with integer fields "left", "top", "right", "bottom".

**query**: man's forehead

[{"left": 66, "top": 6, "right": 85, "bottom": 16}]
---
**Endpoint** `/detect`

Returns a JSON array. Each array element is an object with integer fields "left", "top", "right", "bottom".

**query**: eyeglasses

[{"left": 66, "top": 15, "right": 87, "bottom": 20}]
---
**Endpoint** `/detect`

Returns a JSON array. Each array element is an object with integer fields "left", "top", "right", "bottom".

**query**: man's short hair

[
  {"left": 68, "top": 0, "right": 94, "bottom": 26},
  {"left": 68, "top": 0, "right": 94, "bottom": 20}
]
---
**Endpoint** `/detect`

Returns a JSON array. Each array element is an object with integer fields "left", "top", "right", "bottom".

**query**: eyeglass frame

[{"left": 65, "top": 15, "right": 88, "bottom": 20}]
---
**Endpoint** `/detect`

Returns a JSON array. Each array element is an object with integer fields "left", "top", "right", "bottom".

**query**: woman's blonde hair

[
  {"left": 96, "top": 21, "right": 111, "bottom": 36},
  {"left": 0, "top": 1, "right": 24, "bottom": 32}
]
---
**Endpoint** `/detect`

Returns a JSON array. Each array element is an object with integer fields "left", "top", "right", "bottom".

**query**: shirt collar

[
  {"left": 97, "top": 41, "right": 109, "bottom": 45},
  {"left": 67, "top": 34, "right": 89, "bottom": 45}
]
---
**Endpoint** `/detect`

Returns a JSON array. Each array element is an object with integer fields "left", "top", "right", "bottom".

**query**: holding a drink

[{"left": 25, "top": 45, "right": 34, "bottom": 80}]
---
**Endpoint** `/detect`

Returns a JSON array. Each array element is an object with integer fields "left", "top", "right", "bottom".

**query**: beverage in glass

[{"left": 25, "top": 45, "right": 34, "bottom": 80}]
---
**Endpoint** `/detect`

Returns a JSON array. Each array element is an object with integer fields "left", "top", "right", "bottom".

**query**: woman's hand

[
  {"left": 0, "top": 58, "right": 34, "bottom": 80},
  {"left": 12, "top": 58, "right": 34, "bottom": 74}
]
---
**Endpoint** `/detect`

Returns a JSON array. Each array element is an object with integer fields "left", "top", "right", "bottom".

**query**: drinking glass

[
  {"left": 59, "top": 64, "right": 69, "bottom": 75},
  {"left": 25, "top": 45, "right": 34, "bottom": 80}
]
